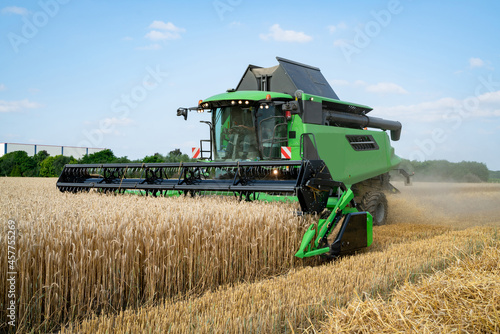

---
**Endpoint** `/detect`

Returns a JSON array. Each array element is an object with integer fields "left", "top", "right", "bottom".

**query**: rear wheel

[{"left": 361, "top": 191, "right": 388, "bottom": 226}]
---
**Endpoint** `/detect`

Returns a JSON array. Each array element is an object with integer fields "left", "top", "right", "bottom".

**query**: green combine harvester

[{"left": 57, "top": 57, "right": 410, "bottom": 259}]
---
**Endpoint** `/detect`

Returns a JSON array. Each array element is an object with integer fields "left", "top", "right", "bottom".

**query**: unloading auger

[{"left": 58, "top": 57, "right": 410, "bottom": 259}]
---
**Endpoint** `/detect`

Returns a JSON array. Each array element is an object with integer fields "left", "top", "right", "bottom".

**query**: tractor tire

[{"left": 361, "top": 191, "right": 388, "bottom": 226}]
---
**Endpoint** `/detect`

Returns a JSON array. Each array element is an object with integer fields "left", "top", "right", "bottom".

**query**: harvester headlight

[
  {"left": 238, "top": 100, "right": 243, "bottom": 104},
  {"left": 231, "top": 101, "right": 236, "bottom": 105},
  {"left": 244, "top": 100, "right": 249, "bottom": 105},
  {"left": 273, "top": 169, "right": 278, "bottom": 175}
]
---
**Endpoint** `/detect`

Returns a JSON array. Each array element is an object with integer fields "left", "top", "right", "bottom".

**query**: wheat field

[{"left": 1, "top": 178, "right": 499, "bottom": 333}]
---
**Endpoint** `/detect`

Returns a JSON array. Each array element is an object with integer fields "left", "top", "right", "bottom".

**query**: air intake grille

[{"left": 346, "top": 135, "right": 379, "bottom": 151}]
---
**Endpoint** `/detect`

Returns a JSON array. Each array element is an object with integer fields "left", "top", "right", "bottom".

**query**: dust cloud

[{"left": 387, "top": 182, "right": 500, "bottom": 229}]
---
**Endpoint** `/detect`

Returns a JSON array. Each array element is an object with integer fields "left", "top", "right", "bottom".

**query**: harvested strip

[{"left": 321, "top": 246, "right": 500, "bottom": 333}]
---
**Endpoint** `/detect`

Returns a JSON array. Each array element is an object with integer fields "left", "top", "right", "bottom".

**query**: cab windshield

[{"left": 213, "top": 103, "right": 287, "bottom": 160}]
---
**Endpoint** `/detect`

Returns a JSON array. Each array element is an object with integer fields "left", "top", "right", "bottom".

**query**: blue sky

[{"left": 1, "top": 0, "right": 499, "bottom": 170}]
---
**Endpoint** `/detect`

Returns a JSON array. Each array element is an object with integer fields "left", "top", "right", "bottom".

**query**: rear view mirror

[{"left": 177, "top": 108, "right": 188, "bottom": 120}]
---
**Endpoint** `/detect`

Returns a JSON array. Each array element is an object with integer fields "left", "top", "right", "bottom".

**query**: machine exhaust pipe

[{"left": 326, "top": 111, "right": 402, "bottom": 141}]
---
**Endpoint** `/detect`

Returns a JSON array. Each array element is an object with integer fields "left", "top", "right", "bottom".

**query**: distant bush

[{"left": 0, "top": 148, "right": 193, "bottom": 177}]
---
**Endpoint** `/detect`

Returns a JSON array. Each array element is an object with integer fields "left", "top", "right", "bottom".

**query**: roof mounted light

[{"left": 266, "top": 94, "right": 272, "bottom": 101}]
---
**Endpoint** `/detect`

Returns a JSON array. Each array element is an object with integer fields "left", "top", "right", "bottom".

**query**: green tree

[
  {"left": 34, "top": 150, "right": 50, "bottom": 165},
  {"left": 0, "top": 151, "right": 36, "bottom": 176},
  {"left": 165, "top": 149, "right": 192, "bottom": 163},
  {"left": 114, "top": 156, "right": 131, "bottom": 163},
  {"left": 39, "top": 156, "right": 56, "bottom": 177},
  {"left": 169, "top": 148, "right": 182, "bottom": 158},
  {"left": 39, "top": 155, "right": 75, "bottom": 177},
  {"left": 143, "top": 153, "right": 164, "bottom": 163},
  {"left": 33, "top": 150, "right": 50, "bottom": 176},
  {"left": 79, "top": 149, "right": 117, "bottom": 164},
  {"left": 10, "top": 165, "right": 22, "bottom": 177},
  {"left": 53, "top": 155, "right": 76, "bottom": 176}
]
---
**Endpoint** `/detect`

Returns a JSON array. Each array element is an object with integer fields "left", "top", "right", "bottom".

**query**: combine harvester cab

[{"left": 58, "top": 57, "right": 408, "bottom": 259}]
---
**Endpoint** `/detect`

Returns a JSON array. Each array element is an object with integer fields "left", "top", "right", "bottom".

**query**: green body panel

[
  {"left": 287, "top": 115, "right": 401, "bottom": 186},
  {"left": 203, "top": 90, "right": 292, "bottom": 103},
  {"left": 303, "top": 124, "right": 399, "bottom": 186},
  {"left": 366, "top": 213, "right": 373, "bottom": 247}
]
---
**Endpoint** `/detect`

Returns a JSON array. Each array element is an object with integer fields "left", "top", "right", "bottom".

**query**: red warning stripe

[
  {"left": 281, "top": 146, "right": 291, "bottom": 159},
  {"left": 192, "top": 147, "right": 201, "bottom": 159}
]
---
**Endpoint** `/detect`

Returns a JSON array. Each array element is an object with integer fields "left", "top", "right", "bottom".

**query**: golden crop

[
  {"left": 0, "top": 177, "right": 316, "bottom": 333},
  {"left": 1, "top": 178, "right": 499, "bottom": 333}
]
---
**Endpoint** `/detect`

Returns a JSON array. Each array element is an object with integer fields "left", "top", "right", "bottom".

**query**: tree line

[
  {"left": 0, "top": 149, "right": 193, "bottom": 177},
  {"left": 1, "top": 149, "right": 498, "bottom": 182},
  {"left": 396, "top": 159, "right": 495, "bottom": 183}
]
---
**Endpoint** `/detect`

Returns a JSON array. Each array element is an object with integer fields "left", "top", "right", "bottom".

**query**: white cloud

[
  {"left": 478, "top": 90, "right": 500, "bottom": 105},
  {"left": 145, "top": 21, "right": 185, "bottom": 41},
  {"left": 140, "top": 21, "right": 185, "bottom": 50},
  {"left": 469, "top": 57, "right": 485, "bottom": 68},
  {"left": 366, "top": 82, "right": 408, "bottom": 94},
  {"left": 1, "top": 6, "right": 28, "bottom": 15},
  {"left": 0, "top": 99, "right": 41, "bottom": 113},
  {"left": 145, "top": 30, "right": 181, "bottom": 41},
  {"left": 122, "top": 36, "right": 133, "bottom": 41},
  {"left": 149, "top": 21, "right": 185, "bottom": 32},
  {"left": 136, "top": 43, "right": 161, "bottom": 51},
  {"left": 0, "top": 84, "right": 5, "bottom": 91},
  {"left": 259, "top": 24, "right": 312, "bottom": 43}
]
